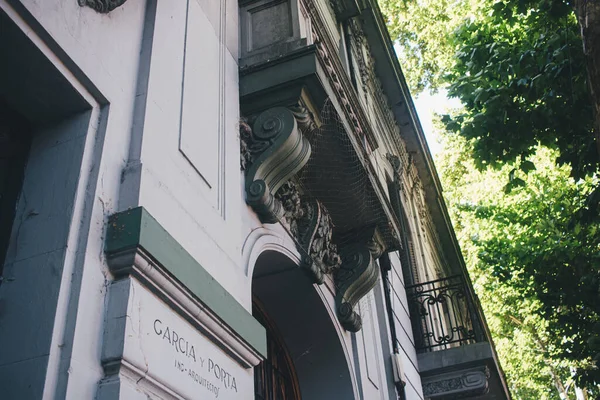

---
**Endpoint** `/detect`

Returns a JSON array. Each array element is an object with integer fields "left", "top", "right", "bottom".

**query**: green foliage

[
  {"left": 444, "top": 2, "right": 597, "bottom": 180},
  {"left": 438, "top": 135, "right": 600, "bottom": 397},
  {"left": 378, "top": 0, "right": 482, "bottom": 92},
  {"left": 380, "top": 0, "right": 598, "bottom": 179}
]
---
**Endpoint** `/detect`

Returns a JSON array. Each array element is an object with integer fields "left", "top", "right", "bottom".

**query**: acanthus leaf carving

[
  {"left": 275, "top": 181, "right": 305, "bottom": 237},
  {"left": 297, "top": 199, "right": 341, "bottom": 283},
  {"left": 275, "top": 183, "right": 341, "bottom": 284},
  {"left": 289, "top": 104, "right": 318, "bottom": 134},
  {"left": 240, "top": 119, "right": 253, "bottom": 170}
]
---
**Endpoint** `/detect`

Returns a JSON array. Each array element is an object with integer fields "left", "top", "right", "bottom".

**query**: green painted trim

[{"left": 105, "top": 207, "right": 267, "bottom": 358}]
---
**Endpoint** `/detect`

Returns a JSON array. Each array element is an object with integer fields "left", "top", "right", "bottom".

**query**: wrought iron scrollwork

[{"left": 406, "top": 275, "right": 484, "bottom": 351}]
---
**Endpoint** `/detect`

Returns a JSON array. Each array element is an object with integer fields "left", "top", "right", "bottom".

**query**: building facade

[{"left": 0, "top": 0, "right": 510, "bottom": 399}]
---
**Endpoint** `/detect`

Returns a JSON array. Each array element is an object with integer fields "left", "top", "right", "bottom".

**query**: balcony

[{"left": 406, "top": 275, "right": 510, "bottom": 399}]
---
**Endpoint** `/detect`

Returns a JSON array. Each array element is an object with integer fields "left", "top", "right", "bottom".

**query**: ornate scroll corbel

[
  {"left": 78, "top": 0, "right": 127, "bottom": 13},
  {"left": 243, "top": 107, "right": 312, "bottom": 223},
  {"left": 335, "top": 243, "right": 378, "bottom": 332},
  {"left": 334, "top": 229, "right": 385, "bottom": 332}
]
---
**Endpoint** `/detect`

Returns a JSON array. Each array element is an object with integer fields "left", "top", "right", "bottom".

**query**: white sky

[{"left": 412, "top": 90, "right": 462, "bottom": 156}]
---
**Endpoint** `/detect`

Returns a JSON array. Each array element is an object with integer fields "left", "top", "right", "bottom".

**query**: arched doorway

[{"left": 251, "top": 250, "right": 356, "bottom": 399}]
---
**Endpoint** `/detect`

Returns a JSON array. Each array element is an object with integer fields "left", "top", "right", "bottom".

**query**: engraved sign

[{"left": 120, "top": 280, "right": 252, "bottom": 399}]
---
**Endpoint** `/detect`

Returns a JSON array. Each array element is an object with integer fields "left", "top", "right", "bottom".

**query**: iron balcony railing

[{"left": 406, "top": 275, "right": 486, "bottom": 352}]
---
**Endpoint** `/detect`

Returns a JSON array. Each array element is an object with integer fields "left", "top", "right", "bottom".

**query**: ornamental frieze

[{"left": 422, "top": 367, "right": 490, "bottom": 398}]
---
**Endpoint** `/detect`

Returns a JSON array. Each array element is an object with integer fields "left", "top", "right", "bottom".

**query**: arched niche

[{"left": 252, "top": 249, "right": 357, "bottom": 399}]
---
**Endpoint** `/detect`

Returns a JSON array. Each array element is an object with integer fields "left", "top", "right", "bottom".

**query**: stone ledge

[
  {"left": 418, "top": 342, "right": 493, "bottom": 374},
  {"left": 105, "top": 207, "right": 267, "bottom": 364}
]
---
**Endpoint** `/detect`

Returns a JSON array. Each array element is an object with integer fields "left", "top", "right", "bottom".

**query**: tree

[
  {"left": 437, "top": 134, "right": 600, "bottom": 397},
  {"left": 380, "top": 0, "right": 600, "bottom": 178},
  {"left": 443, "top": 0, "right": 597, "bottom": 180},
  {"left": 378, "top": 0, "right": 480, "bottom": 92}
]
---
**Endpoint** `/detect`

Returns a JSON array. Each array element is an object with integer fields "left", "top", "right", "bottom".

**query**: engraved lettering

[
  {"left": 172, "top": 330, "right": 180, "bottom": 351},
  {"left": 153, "top": 319, "right": 237, "bottom": 396},
  {"left": 189, "top": 344, "right": 196, "bottom": 362},
  {"left": 154, "top": 319, "right": 162, "bottom": 335}
]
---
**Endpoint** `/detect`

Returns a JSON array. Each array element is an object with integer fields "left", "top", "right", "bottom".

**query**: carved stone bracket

[
  {"left": 78, "top": 0, "right": 127, "bottom": 13},
  {"left": 422, "top": 367, "right": 490, "bottom": 399},
  {"left": 275, "top": 181, "right": 305, "bottom": 237},
  {"left": 274, "top": 182, "right": 341, "bottom": 284},
  {"left": 334, "top": 229, "right": 384, "bottom": 332},
  {"left": 297, "top": 199, "right": 341, "bottom": 284},
  {"left": 242, "top": 107, "right": 312, "bottom": 223}
]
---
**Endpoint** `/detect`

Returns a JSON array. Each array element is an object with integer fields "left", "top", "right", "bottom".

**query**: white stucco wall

[{"left": 0, "top": 1, "right": 148, "bottom": 398}]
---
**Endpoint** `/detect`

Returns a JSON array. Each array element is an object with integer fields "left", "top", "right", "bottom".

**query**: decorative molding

[
  {"left": 328, "top": 0, "right": 363, "bottom": 21},
  {"left": 105, "top": 207, "right": 267, "bottom": 363},
  {"left": 301, "top": 0, "right": 378, "bottom": 151},
  {"left": 386, "top": 153, "right": 403, "bottom": 190},
  {"left": 106, "top": 249, "right": 264, "bottom": 368},
  {"left": 334, "top": 231, "right": 383, "bottom": 332},
  {"left": 348, "top": 18, "right": 371, "bottom": 89},
  {"left": 242, "top": 107, "right": 312, "bottom": 223},
  {"left": 313, "top": 28, "right": 370, "bottom": 149},
  {"left": 289, "top": 103, "right": 318, "bottom": 133},
  {"left": 78, "top": 0, "right": 127, "bottom": 13},
  {"left": 347, "top": 15, "right": 405, "bottom": 157},
  {"left": 241, "top": 226, "right": 302, "bottom": 277},
  {"left": 422, "top": 367, "right": 490, "bottom": 398}
]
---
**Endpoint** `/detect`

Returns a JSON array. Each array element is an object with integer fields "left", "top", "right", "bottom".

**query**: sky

[{"left": 412, "top": 90, "right": 462, "bottom": 156}]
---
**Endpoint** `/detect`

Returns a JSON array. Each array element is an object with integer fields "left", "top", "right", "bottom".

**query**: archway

[{"left": 251, "top": 250, "right": 356, "bottom": 399}]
